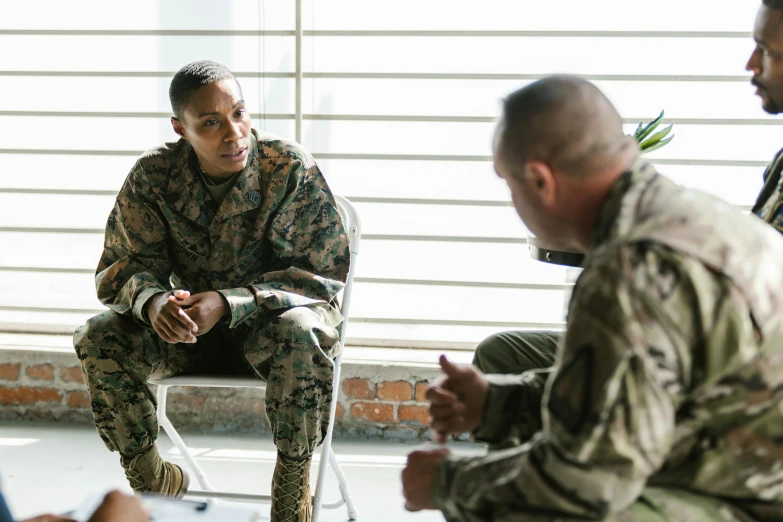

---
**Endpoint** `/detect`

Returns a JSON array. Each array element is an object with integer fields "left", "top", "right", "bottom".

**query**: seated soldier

[
  {"left": 402, "top": 76, "right": 783, "bottom": 521},
  {"left": 474, "top": 0, "right": 783, "bottom": 390},
  {"left": 73, "top": 60, "right": 350, "bottom": 522}
]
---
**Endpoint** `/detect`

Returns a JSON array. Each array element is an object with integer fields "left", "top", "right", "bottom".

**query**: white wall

[{"left": 0, "top": 1, "right": 771, "bottom": 348}]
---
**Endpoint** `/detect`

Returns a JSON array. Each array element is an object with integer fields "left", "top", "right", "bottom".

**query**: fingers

[
  {"left": 426, "top": 385, "right": 457, "bottom": 406},
  {"left": 172, "top": 289, "right": 190, "bottom": 300},
  {"left": 439, "top": 354, "right": 465, "bottom": 378},
  {"left": 401, "top": 464, "right": 422, "bottom": 512},
  {"left": 153, "top": 321, "right": 184, "bottom": 344},
  {"left": 425, "top": 382, "right": 465, "bottom": 438},
  {"left": 162, "top": 298, "right": 198, "bottom": 333},
  {"left": 430, "top": 413, "right": 465, "bottom": 436},
  {"left": 155, "top": 307, "right": 197, "bottom": 344},
  {"left": 404, "top": 501, "right": 421, "bottom": 512},
  {"left": 169, "top": 291, "right": 196, "bottom": 307},
  {"left": 430, "top": 429, "right": 448, "bottom": 444},
  {"left": 173, "top": 307, "right": 198, "bottom": 333},
  {"left": 163, "top": 315, "right": 197, "bottom": 344}
]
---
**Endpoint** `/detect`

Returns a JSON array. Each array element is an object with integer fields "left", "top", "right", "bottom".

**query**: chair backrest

[{"left": 332, "top": 195, "right": 361, "bottom": 347}]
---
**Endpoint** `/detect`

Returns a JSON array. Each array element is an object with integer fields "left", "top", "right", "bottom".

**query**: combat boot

[
  {"left": 271, "top": 453, "right": 312, "bottom": 522},
  {"left": 121, "top": 445, "right": 189, "bottom": 497}
]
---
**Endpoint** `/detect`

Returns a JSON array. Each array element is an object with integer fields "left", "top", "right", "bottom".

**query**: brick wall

[{"left": 0, "top": 347, "right": 443, "bottom": 442}]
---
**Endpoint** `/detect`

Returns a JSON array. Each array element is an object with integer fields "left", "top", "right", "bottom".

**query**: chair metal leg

[
  {"left": 312, "top": 352, "right": 358, "bottom": 521},
  {"left": 154, "top": 369, "right": 358, "bottom": 517},
  {"left": 156, "top": 384, "right": 217, "bottom": 492},
  {"left": 313, "top": 356, "right": 341, "bottom": 522},
  {"left": 329, "top": 448, "right": 358, "bottom": 520}
]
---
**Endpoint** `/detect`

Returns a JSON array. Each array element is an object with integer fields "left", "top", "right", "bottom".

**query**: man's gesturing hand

[
  {"left": 401, "top": 446, "right": 450, "bottom": 512},
  {"left": 146, "top": 290, "right": 198, "bottom": 344},
  {"left": 169, "top": 291, "right": 229, "bottom": 337},
  {"left": 427, "top": 355, "right": 490, "bottom": 443}
]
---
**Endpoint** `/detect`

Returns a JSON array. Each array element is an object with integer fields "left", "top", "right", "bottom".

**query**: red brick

[
  {"left": 377, "top": 381, "right": 412, "bottom": 401},
  {"left": 0, "top": 363, "right": 20, "bottom": 381},
  {"left": 415, "top": 382, "right": 430, "bottom": 403},
  {"left": 0, "top": 386, "right": 62, "bottom": 405},
  {"left": 342, "top": 378, "right": 375, "bottom": 400},
  {"left": 168, "top": 394, "right": 207, "bottom": 411},
  {"left": 26, "top": 364, "right": 54, "bottom": 381},
  {"left": 66, "top": 390, "right": 91, "bottom": 409},
  {"left": 350, "top": 402, "right": 395, "bottom": 423},
  {"left": 335, "top": 402, "right": 345, "bottom": 420},
  {"left": 61, "top": 366, "right": 85, "bottom": 384},
  {"left": 399, "top": 405, "right": 431, "bottom": 425}
]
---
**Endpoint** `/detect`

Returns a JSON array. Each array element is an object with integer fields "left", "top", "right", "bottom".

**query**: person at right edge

[
  {"left": 401, "top": 75, "right": 783, "bottom": 520},
  {"left": 471, "top": 0, "right": 783, "bottom": 439}
]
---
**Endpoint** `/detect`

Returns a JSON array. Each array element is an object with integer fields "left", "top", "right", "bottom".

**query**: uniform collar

[{"left": 165, "top": 130, "right": 264, "bottom": 227}]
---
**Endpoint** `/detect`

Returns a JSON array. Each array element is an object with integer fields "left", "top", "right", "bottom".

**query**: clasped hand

[{"left": 146, "top": 290, "right": 229, "bottom": 344}]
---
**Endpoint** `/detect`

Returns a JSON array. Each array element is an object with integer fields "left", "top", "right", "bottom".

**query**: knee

[
  {"left": 472, "top": 333, "right": 509, "bottom": 372},
  {"left": 246, "top": 307, "right": 340, "bottom": 361},
  {"left": 274, "top": 307, "right": 323, "bottom": 333},
  {"left": 269, "top": 307, "right": 338, "bottom": 345},
  {"left": 73, "top": 311, "right": 135, "bottom": 358},
  {"left": 473, "top": 331, "right": 558, "bottom": 375}
]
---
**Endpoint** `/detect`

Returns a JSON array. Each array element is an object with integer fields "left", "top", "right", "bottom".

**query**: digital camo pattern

[{"left": 74, "top": 130, "right": 349, "bottom": 460}]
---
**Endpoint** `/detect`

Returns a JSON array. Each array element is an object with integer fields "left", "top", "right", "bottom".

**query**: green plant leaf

[
  {"left": 640, "top": 136, "right": 674, "bottom": 155},
  {"left": 635, "top": 110, "right": 665, "bottom": 142},
  {"left": 640, "top": 124, "right": 674, "bottom": 148}
]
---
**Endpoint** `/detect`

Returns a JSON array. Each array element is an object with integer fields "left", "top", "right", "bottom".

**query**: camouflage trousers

[{"left": 73, "top": 303, "right": 342, "bottom": 460}]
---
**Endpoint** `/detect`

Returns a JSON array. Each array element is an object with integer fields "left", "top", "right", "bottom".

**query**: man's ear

[
  {"left": 525, "top": 160, "right": 557, "bottom": 209},
  {"left": 171, "top": 117, "right": 186, "bottom": 139}
]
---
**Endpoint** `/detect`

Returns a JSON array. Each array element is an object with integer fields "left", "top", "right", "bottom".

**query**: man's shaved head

[
  {"left": 493, "top": 76, "right": 639, "bottom": 252},
  {"left": 495, "top": 75, "right": 630, "bottom": 177}
]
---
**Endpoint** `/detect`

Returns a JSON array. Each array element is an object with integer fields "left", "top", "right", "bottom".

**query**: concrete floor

[{"left": 0, "top": 423, "right": 482, "bottom": 521}]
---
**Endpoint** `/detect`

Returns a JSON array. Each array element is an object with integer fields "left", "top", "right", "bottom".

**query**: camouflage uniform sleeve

[
  {"left": 217, "top": 161, "right": 350, "bottom": 328},
  {"left": 95, "top": 161, "right": 171, "bottom": 324},
  {"left": 434, "top": 245, "right": 691, "bottom": 520},
  {"left": 472, "top": 369, "right": 554, "bottom": 444}
]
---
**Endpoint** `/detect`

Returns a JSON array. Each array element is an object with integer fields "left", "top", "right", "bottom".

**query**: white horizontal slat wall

[{"left": 0, "top": 0, "right": 772, "bottom": 349}]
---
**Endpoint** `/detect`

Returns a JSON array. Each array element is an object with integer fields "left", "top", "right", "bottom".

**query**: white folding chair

[{"left": 150, "top": 194, "right": 361, "bottom": 521}]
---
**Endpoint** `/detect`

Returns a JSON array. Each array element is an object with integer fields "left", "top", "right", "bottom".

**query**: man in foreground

[
  {"left": 402, "top": 75, "right": 783, "bottom": 521},
  {"left": 74, "top": 61, "right": 350, "bottom": 522}
]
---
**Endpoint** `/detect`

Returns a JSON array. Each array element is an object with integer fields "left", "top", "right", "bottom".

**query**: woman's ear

[{"left": 171, "top": 117, "right": 186, "bottom": 139}]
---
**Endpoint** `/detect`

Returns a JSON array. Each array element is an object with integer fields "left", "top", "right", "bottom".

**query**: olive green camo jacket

[
  {"left": 95, "top": 130, "right": 350, "bottom": 329},
  {"left": 436, "top": 159, "right": 783, "bottom": 521}
]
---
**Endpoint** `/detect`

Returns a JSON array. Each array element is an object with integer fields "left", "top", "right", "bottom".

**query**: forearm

[
  {"left": 217, "top": 268, "right": 346, "bottom": 328},
  {"left": 472, "top": 369, "right": 552, "bottom": 444},
  {"left": 434, "top": 435, "right": 647, "bottom": 520},
  {"left": 96, "top": 267, "right": 168, "bottom": 324}
]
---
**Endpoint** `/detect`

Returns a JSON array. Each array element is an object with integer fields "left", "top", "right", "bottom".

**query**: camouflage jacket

[
  {"left": 753, "top": 146, "right": 783, "bottom": 234},
  {"left": 95, "top": 130, "right": 350, "bottom": 328},
  {"left": 436, "top": 160, "right": 783, "bottom": 521}
]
